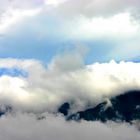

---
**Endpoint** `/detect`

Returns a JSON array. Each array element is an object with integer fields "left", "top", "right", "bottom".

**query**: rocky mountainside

[{"left": 59, "top": 91, "right": 140, "bottom": 123}]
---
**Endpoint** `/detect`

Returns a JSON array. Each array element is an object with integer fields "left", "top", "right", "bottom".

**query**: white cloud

[
  {"left": 63, "top": 12, "right": 140, "bottom": 40},
  {"left": 42, "top": 0, "right": 140, "bottom": 42},
  {"left": 0, "top": 1, "right": 139, "bottom": 119},
  {"left": 0, "top": 56, "right": 140, "bottom": 113},
  {"left": 0, "top": 0, "right": 140, "bottom": 42},
  {"left": 0, "top": 113, "right": 140, "bottom": 140},
  {"left": 0, "top": 8, "right": 41, "bottom": 34}
]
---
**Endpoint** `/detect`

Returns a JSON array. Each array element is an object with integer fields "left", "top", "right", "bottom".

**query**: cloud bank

[
  {"left": 0, "top": 54, "right": 140, "bottom": 113},
  {"left": 0, "top": 113, "right": 140, "bottom": 140},
  {"left": 49, "top": 0, "right": 140, "bottom": 18}
]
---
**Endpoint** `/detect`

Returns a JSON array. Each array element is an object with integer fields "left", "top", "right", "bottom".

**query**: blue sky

[
  {"left": 0, "top": 0, "right": 140, "bottom": 66},
  {"left": 0, "top": 67, "right": 27, "bottom": 77}
]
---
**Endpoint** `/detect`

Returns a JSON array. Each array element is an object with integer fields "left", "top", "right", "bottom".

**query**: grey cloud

[
  {"left": 0, "top": 0, "right": 43, "bottom": 11},
  {"left": 0, "top": 56, "right": 140, "bottom": 114},
  {"left": 53, "top": 0, "right": 140, "bottom": 18},
  {"left": 0, "top": 113, "right": 140, "bottom": 140},
  {"left": 1, "top": 0, "right": 140, "bottom": 19}
]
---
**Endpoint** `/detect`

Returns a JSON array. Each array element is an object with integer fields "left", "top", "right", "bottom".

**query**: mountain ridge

[{"left": 59, "top": 90, "right": 140, "bottom": 123}]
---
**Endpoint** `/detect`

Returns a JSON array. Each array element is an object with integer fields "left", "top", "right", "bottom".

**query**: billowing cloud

[{"left": 0, "top": 54, "right": 140, "bottom": 113}]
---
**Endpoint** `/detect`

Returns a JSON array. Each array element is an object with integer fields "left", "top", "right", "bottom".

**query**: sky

[
  {"left": 0, "top": 0, "right": 140, "bottom": 63},
  {"left": 0, "top": 1, "right": 140, "bottom": 140}
]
